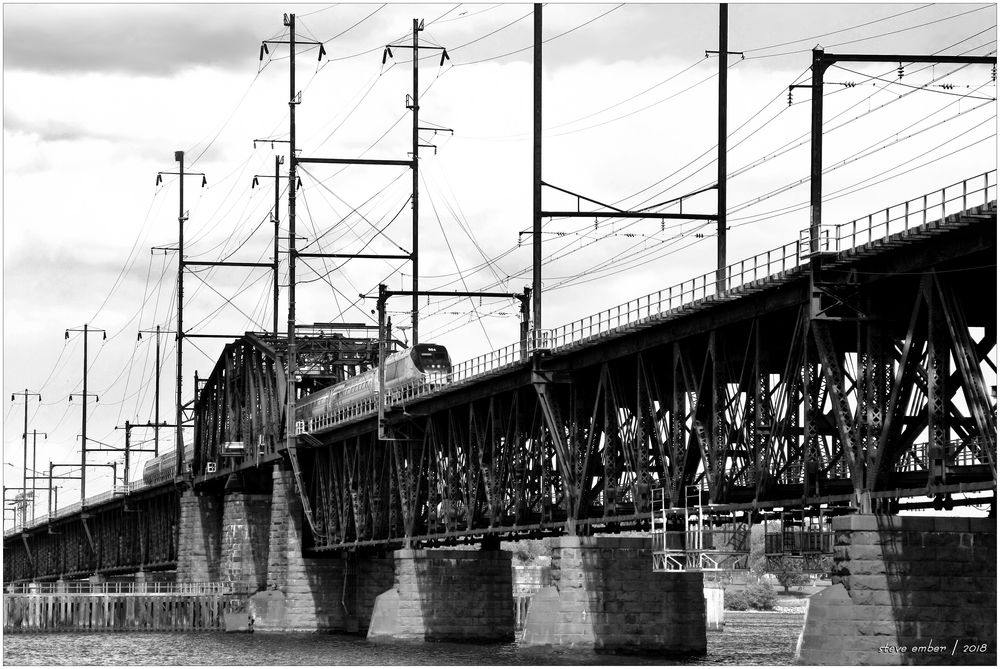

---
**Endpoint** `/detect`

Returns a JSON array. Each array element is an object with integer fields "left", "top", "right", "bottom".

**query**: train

[
  {"left": 141, "top": 445, "right": 193, "bottom": 486},
  {"left": 296, "top": 343, "right": 452, "bottom": 432}
]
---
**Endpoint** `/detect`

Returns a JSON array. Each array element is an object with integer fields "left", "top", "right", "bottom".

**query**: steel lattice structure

[
  {"left": 293, "top": 199, "right": 996, "bottom": 551},
  {"left": 4, "top": 183, "right": 995, "bottom": 579}
]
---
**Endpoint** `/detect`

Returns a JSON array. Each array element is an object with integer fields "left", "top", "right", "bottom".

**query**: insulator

[
  {"left": 897, "top": 63, "right": 904, "bottom": 79},
  {"left": 318, "top": 44, "right": 327, "bottom": 61},
  {"left": 787, "top": 90, "right": 793, "bottom": 106},
  {"left": 993, "top": 64, "right": 996, "bottom": 82}
]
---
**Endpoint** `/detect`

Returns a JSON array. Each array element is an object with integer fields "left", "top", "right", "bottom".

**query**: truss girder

[
  {"left": 194, "top": 338, "right": 283, "bottom": 476},
  {"left": 281, "top": 244, "right": 994, "bottom": 550},
  {"left": 2, "top": 488, "right": 179, "bottom": 583}
]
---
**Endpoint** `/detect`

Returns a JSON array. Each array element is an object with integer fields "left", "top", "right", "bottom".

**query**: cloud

[
  {"left": 3, "top": 4, "right": 272, "bottom": 76},
  {"left": 5, "top": 113, "right": 113, "bottom": 143}
]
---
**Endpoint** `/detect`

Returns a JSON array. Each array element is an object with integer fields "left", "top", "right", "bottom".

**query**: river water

[{"left": 3, "top": 611, "right": 804, "bottom": 666}]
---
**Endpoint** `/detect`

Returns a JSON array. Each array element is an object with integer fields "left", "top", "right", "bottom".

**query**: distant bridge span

[{"left": 4, "top": 173, "right": 996, "bottom": 581}]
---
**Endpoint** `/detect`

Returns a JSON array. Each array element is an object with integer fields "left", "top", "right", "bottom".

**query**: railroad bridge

[{"left": 5, "top": 174, "right": 996, "bottom": 657}]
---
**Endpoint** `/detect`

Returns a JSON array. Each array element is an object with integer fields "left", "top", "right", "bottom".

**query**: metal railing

[
  {"left": 895, "top": 437, "right": 990, "bottom": 473},
  {"left": 3, "top": 480, "right": 165, "bottom": 537},
  {"left": 764, "top": 529, "right": 834, "bottom": 556},
  {"left": 542, "top": 236, "right": 809, "bottom": 352},
  {"left": 4, "top": 581, "right": 253, "bottom": 596},
  {"left": 807, "top": 171, "right": 995, "bottom": 256}
]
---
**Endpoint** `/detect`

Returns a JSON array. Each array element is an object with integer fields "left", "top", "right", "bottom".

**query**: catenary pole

[
  {"left": 532, "top": 3, "right": 543, "bottom": 343},
  {"left": 716, "top": 3, "right": 728, "bottom": 294}
]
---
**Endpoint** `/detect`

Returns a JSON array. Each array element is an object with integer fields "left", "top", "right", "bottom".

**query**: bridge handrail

[
  {"left": 543, "top": 239, "right": 804, "bottom": 350},
  {"left": 809, "top": 171, "right": 996, "bottom": 255},
  {"left": 894, "top": 436, "right": 989, "bottom": 473}
]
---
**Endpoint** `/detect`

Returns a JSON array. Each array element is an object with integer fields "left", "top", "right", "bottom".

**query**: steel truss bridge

[{"left": 4, "top": 173, "right": 996, "bottom": 581}]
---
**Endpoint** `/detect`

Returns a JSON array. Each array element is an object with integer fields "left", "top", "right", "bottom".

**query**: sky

[{"left": 2, "top": 2, "right": 996, "bottom": 525}]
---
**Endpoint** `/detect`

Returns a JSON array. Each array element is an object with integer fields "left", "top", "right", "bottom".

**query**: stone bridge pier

[
  {"left": 797, "top": 514, "right": 996, "bottom": 665},
  {"left": 175, "top": 464, "right": 396, "bottom": 632},
  {"left": 175, "top": 465, "right": 705, "bottom": 648},
  {"left": 175, "top": 462, "right": 514, "bottom": 638},
  {"left": 520, "top": 536, "right": 706, "bottom": 654}
]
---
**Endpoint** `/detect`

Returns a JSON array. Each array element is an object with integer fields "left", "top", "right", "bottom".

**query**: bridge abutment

[
  {"left": 367, "top": 546, "right": 515, "bottom": 642},
  {"left": 521, "top": 536, "right": 706, "bottom": 654},
  {"left": 796, "top": 514, "right": 996, "bottom": 665}
]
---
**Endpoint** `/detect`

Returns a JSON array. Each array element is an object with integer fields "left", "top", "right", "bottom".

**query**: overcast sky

[{"left": 3, "top": 2, "right": 996, "bottom": 522}]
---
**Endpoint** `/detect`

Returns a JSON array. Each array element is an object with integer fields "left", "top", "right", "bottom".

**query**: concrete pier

[
  {"left": 520, "top": 536, "right": 706, "bottom": 654},
  {"left": 796, "top": 514, "right": 996, "bottom": 665}
]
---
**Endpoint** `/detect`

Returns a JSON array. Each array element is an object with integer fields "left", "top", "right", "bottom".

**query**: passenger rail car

[
  {"left": 296, "top": 343, "right": 451, "bottom": 432},
  {"left": 141, "top": 446, "right": 194, "bottom": 486}
]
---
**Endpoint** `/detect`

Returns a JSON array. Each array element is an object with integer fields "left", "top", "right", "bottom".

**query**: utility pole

[
  {"left": 176, "top": 151, "right": 186, "bottom": 479},
  {"left": 138, "top": 325, "right": 175, "bottom": 455},
  {"left": 251, "top": 152, "right": 293, "bottom": 338},
  {"left": 273, "top": 154, "right": 283, "bottom": 335},
  {"left": 532, "top": 3, "right": 543, "bottom": 343},
  {"left": 10, "top": 389, "right": 40, "bottom": 519},
  {"left": 286, "top": 11, "right": 300, "bottom": 472},
  {"left": 30, "top": 430, "right": 46, "bottom": 520},
  {"left": 410, "top": 18, "right": 422, "bottom": 345},
  {"left": 379, "top": 20, "right": 450, "bottom": 345},
  {"left": 716, "top": 4, "right": 728, "bottom": 293},
  {"left": 65, "top": 324, "right": 105, "bottom": 502},
  {"left": 704, "top": 3, "right": 742, "bottom": 294},
  {"left": 156, "top": 153, "right": 207, "bottom": 478}
]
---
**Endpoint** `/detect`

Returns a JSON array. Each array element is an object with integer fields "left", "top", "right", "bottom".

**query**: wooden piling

[{"left": 3, "top": 589, "right": 248, "bottom": 633}]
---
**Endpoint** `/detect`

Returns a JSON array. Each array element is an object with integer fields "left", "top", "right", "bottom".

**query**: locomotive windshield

[{"left": 410, "top": 344, "right": 451, "bottom": 373}]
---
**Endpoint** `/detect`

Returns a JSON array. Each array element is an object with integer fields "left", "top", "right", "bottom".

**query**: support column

[
  {"left": 175, "top": 489, "right": 222, "bottom": 583},
  {"left": 521, "top": 536, "right": 706, "bottom": 653},
  {"left": 368, "top": 547, "right": 514, "bottom": 642},
  {"left": 248, "top": 465, "right": 394, "bottom": 632},
  {"left": 797, "top": 515, "right": 996, "bottom": 665},
  {"left": 220, "top": 492, "right": 272, "bottom": 590}
]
